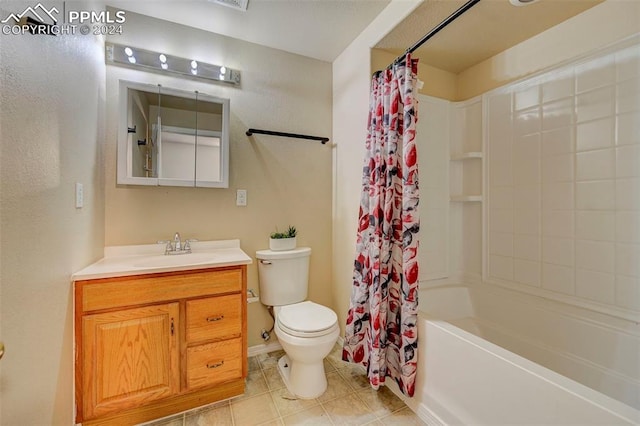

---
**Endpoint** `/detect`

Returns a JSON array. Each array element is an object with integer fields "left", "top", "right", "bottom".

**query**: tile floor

[{"left": 146, "top": 344, "right": 426, "bottom": 425}]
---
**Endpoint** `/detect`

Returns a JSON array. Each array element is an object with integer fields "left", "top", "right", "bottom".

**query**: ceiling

[
  {"left": 107, "top": 0, "right": 390, "bottom": 62},
  {"left": 376, "top": 0, "right": 604, "bottom": 74},
  {"left": 108, "top": 0, "right": 603, "bottom": 69}
]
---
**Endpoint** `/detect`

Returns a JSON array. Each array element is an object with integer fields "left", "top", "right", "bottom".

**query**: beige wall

[
  {"left": 104, "top": 11, "right": 333, "bottom": 348},
  {"left": 457, "top": 0, "right": 640, "bottom": 100},
  {"left": 0, "top": 1, "right": 106, "bottom": 423},
  {"left": 372, "top": 48, "right": 458, "bottom": 101}
]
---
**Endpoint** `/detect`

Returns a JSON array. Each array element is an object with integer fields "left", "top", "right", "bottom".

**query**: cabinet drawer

[
  {"left": 186, "top": 295, "right": 242, "bottom": 343},
  {"left": 81, "top": 268, "right": 243, "bottom": 312},
  {"left": 186, "top": 338, "right": 242, "bottom": 390}
]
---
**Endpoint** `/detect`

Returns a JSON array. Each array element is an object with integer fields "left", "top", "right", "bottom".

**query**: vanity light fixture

[
  {"left": 210, "top": 0, "right": 249, "bottom": 12},
  {"left": 124, "top": 46, "right": 136, "bottom": 64},
  {"left": 509, "top": 0, "right": 540, "bottom": 5},
  {"left": 105, "top": 42, "right": 241, "bottom": 86},
  {"left": 159, "top": 54, "right": 168, "bottom": 70}
]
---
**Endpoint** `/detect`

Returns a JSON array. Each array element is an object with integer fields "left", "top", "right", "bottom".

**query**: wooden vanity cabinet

[{"left": 74, "top": 266, "right": 247, "bottom": 426}]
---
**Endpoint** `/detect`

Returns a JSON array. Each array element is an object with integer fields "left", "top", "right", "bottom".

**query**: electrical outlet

[
  {"left": 75, "top": 183, "right": 84, "bottom": 208},
  {"left": 236, "top": 189, "right": 247, "bottom": 206}
]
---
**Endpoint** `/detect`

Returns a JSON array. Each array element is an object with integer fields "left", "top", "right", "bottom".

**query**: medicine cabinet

[{"left": 117, "top": 80, "right": 230, "bottom": 188}]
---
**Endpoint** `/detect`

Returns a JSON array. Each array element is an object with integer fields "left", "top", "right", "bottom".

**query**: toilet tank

[{"left": 256, "top": 247, "right": 311, "bottom": 306}]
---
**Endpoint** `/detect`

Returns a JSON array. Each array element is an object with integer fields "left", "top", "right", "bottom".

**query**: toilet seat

[{"left": 277, "top": 301, "right": 338, "bottom": 338}]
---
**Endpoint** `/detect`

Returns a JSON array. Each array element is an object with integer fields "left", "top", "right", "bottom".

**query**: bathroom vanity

[{"left": 72, "top": 240, "right": 251, "bottom": 425}]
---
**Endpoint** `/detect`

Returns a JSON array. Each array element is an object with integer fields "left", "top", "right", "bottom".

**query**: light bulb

[
  {"left": 191, "top": 60, "right": 198, "bottom": 69},
  {"left": 191, "top": 68, "right": 197, "bottom": 75},
  {"left": 159, "top": 54, "right": 167, "bottom": 63},
  {"left": 161, "top": 63, "right": 168, "bottom": 70},
  {"left": 124, "top": 47, "right": 133, "bottom": 56},
  {"left": 128, "top": 56, "right": 136, "bottom": 64},
  {"left": 220, "top": 66, "right": 226, "bottom": 74}
]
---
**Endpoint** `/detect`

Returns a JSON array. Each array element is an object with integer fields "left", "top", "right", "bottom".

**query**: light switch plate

[
  {"left": 75, "top": 183, "right": 84, "bottom": 208},
  {"left": 236, "top": 189, "right": 247, "bottom": 206}
]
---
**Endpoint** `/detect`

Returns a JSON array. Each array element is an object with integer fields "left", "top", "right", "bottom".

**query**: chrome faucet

[{"left": 158, "top": 232, "right": 197, "bottom": 255}]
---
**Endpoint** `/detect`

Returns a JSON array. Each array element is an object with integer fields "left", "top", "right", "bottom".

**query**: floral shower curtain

[{"left": 342, "top": 55, "right": 420, "bottom": 397}]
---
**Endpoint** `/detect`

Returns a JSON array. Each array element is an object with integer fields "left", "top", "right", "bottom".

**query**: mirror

[{"left": 117, "top": 80, "right": 230, "bottom": 188}]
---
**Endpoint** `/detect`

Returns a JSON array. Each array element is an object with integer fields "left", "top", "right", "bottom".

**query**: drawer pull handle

[
  {"left": 207, "top": 360, "right": 224, "bottom": 369},
  {"left": 206, "top": 315, "right": 224, "bottom": 322}
]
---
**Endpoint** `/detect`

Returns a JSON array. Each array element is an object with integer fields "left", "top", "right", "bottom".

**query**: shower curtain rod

[{"left": 387, "top": 0, "right": 482, "bottom": 69}]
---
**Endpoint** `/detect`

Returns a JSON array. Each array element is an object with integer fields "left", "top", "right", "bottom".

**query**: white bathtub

[{"left": 391, "top": 283, "right": 640, "bottom": 425}]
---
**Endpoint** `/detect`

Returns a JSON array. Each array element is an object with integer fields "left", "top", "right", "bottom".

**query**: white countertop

[{"left": 72, "top": 239, "right": 252, "bottom": 281}]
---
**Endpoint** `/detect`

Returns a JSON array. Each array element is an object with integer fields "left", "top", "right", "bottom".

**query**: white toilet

[{"left": 256, "top": 247, "right": 339, "bottom": 399}]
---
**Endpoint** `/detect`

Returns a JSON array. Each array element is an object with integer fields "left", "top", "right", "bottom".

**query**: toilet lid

[{"left": 277, "top": 301, "right": 337, "bottom": 334}]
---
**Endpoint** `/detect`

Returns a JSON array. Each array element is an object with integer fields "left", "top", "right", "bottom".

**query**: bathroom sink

[
  {"left": 72, "top": 239, "right": 252, "bottom": 280},
  {"left": 132, "top": 252, "right": 216, "bottom": 268}
]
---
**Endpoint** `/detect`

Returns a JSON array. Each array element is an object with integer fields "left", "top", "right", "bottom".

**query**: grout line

[
  {"left": 229, "top": 397, "right": 236, "bottom": 426},
  {"left": 267, "top": 390, "right": 284, "bottom": 422},
  {"left": 319, "top": 404, "right": 337, "bottom": 425}
]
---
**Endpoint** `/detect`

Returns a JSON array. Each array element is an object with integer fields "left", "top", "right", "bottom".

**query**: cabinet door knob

[
  {"left": 0, "top": 342, "right": 4, "bottom": 360},
  {"left": 207, "top": 360, "right": 224, "bottom": 369},
  {"left": 206, "top": 315, "right": 224, "bottom": 322}
]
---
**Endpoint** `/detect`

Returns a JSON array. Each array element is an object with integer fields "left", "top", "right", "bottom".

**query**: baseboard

[{"left": 247, "top": 340, "right": 282, "bottom": 357}]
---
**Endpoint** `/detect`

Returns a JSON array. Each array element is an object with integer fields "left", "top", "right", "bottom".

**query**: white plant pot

[{"left": 269, "top": 237, "right": 297, "bottom": 251}]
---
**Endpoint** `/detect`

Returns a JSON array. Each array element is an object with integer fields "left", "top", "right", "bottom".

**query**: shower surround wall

[{"left": 485, "top": 37, "right": 640, "bottom": 319}]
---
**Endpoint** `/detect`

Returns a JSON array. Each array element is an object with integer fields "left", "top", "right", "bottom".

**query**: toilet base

[{"left": 277, "top": 355, "right": 328, "bottom": 399}]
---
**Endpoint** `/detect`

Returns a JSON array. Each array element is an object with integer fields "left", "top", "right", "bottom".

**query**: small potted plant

[{"left": 269, "top": 226, "right": 297, "bottom": 251}]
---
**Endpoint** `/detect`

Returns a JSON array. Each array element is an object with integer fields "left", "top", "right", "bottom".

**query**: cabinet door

[{"left": 82, "top": 303, "right": 180, "bottom": 419}]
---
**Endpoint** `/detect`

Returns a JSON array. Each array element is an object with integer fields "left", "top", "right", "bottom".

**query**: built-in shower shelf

[
  {"left": 451, "top": 151, "right": 483, "bottom": 160},
  {"left": 450, "top": 195, "right": 483, "bottom": 202}
]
